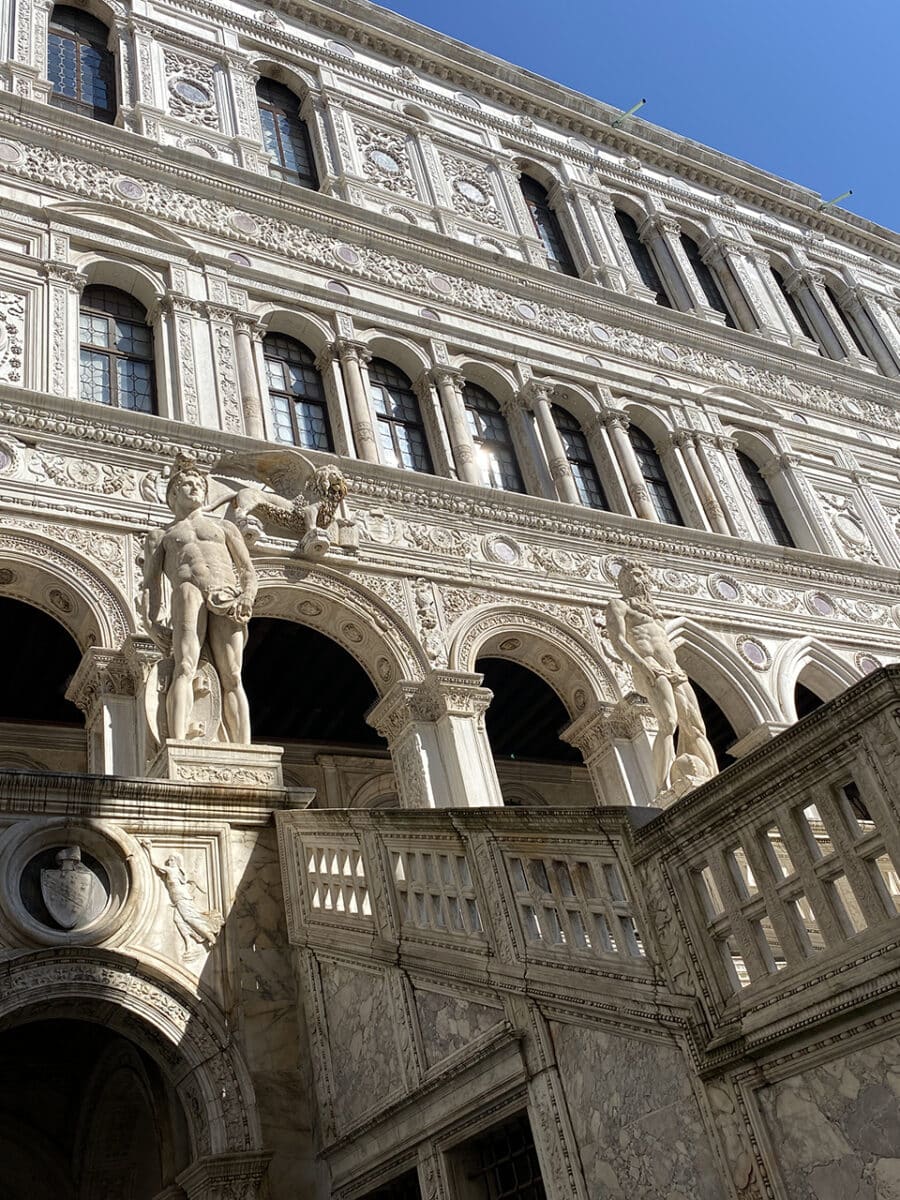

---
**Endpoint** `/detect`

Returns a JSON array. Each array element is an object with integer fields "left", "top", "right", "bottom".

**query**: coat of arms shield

[{"left": 40, "top": 846, "right": 106, "bottom": 930}]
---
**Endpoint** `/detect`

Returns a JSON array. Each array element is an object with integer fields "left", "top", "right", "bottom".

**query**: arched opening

[
  {"left": 0, "top": 596, "right": 84, "bottom": 770},
  {"left": 262, "top": 332, "right": 332, "bottom": 450},
  {"left": 690, "top": 679, "right": 738, "bottom": 770},
  {"left": 824, "top": 282, "right": 872, "bottom": 361},
  {"left": 736, "top": 450, "right": 794, "bottom": 547},
  {"left": 552, "top": 405, "right": 609, "bottom": 509},
  {"left": 48, "top": 6, "right": 116, "bottom": 124},
  {"left": 243, "top": 618, "right": 387, "bottom": 799},
  {"left": 628, "top": 424, "right": 684, "bottom": 525},
  {"left": 0, "top": 1018, "right": 189, "bottom": 1198},
  {"left": 771, "top": 265, "right": 820, "bottom": 345},
  {"left": 476, "top": 657, "right": 593, "bottom": 807}
]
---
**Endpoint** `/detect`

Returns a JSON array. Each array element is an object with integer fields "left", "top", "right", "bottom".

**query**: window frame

[
  {"left": 519, "top": 174, "right": 577, "bottom": 277},
  {"left": 78, "top": 285, "right": 156, "bottom": 414},
  {"left": 736, "top": 450, "right": 795, "bottom": 548},
  {"left": 551, "top": 405, "right": 609, "bottom": 510},
  {"left": 262, "top": 332, "right": 333, "bottom": 451},
  {"left": 679, "top": 231, "right": 736, "bottom": 328},
  {"left": 369, "top": 359, "right": 434, "bottom": 474},
  {"left": 628, "top": 424, "right": 683, "bottom": 526},
  {"left": 255, "top": 77, "right": 319, "bottom": 189},
  {"left": 47, "top": 5, "right": 117, "bottom": 124},
  {"left": 462, "top": 381, "right": 525, "bottom": 493},
  {"left": 614, "top": 208, "right": 672, "bottom": 307}
]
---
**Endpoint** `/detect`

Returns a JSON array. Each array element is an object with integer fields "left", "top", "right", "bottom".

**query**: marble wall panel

[
  {"left": 758, "top": 1036, "right": 900, "bottom": 1200},
  {"left": 549, "top": 1021, "right": 724, "bottom": 1200},
  {"left": 321, "top": 961, "right": 403, "bottom": 1127},
  {"left": 413, "top": 986, "right": 504, "bottom": 1067}
]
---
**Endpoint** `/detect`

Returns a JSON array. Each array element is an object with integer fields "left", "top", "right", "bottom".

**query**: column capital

[
  {"left": 517, "top": 378, "right": 556, "bottom": 411},
  {"left": 367, "top": 673, "right": 492, "bottom": 740},
  {"left": 331, "top": 337, "right": 371, "bottom": 366},
  {"left": 429, "top": 365, "right": 465, "bottom": 390},
  {"left": 232, "top": 313, "right": 264, "bottom": 339},
  {"left": 760, "top": 451, "right": 800, "bottom": 480},
  {"left": 638, "top": 212, "right": 681, "bottom": 242},
  {"left": 176, "top": 1151, "right": 273, "bottom": 1200},
  {"left": 65, "top": 647, "right": 137, "bottom": 719},
  {"left": 561, "top": 696, "right": 654, "bottom": 758},
  {"left": 41, "top": 261, "right": 84, "bottom": 288}
]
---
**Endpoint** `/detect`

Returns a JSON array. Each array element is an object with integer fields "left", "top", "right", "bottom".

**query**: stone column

[
  {"left": 42, "top": 261, "right": 83, "bottom": 399},
  {"left": 704, "top": 236, "right": 776, "bottom": 336},
  {"left": 333, "top": 339, "right": 379, "bottom": 463},
  {"left": 584, "top": 412, "right": 631, "bottom": 513},
  {"left": 590, "top": 192, "right": 648, "bottom": 297},
  {"left": 367, "top": 673, "right": 503, "bottom": 809},
  {"left": 563, "top": 699, "right": 657, "bottom": 808},
  {"left": 672, "top": 430, "right": 730, "bottom": 535},
  {"left": 837, "top": 284, "right": 900, "bottom": 377},
  {"left": 431, "top": 367, "right": 479, "bottom": 484},
  {"left": 525, "top": 382, "right": 581, "bottom": 504},
  {"left": 786, "top": 267, "right": 859, "bottom": 363},
  {"left": 753, "top": 251, "right": 821, "bottom": 350},
  {"left": 701, "top": 435, "right": 755, "bottom": 539},
  {"left": 232, "top": 315, "right": 266, "bottom": 439},
  {"left": 761, "top": 451, "right": 843, "bottom": 556},
  {"left": 556, "top": 183, "right": 610, "bottom": 284},
  {"left": 413, "top": 373, "right": 456, "bottom": 478},
  {"left": 639, "top": 213, "right": 718, "bottom": 318},
  {"left": 602, "top": 411, "right": 657, "bottom": 520},
  {"left": 65, "top": 648, "right": 142, "bottom": 777}
]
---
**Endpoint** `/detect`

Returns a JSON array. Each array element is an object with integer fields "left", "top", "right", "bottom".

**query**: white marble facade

[{"left": 0, "top": 0, "right": 898, "bottom": 1194}]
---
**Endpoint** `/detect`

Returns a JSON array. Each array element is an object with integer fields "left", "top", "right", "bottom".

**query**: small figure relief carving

[
  {"left": 213, "top": 448, "right": 352, "bottom": 558},
  {"left": 140, "top": 453, "right": 257, "bottom": 745},
  {"left": 141, "top": 839, "right": 222, "bottom": 962},
  {"left": 39, "top": 845, "right": 107, "bottom": 930},
  {"left": 604, "top": 561, "right": 718, "bottom": 801}
]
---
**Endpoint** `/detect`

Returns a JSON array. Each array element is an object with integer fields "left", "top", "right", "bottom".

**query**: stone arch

[
  {"left": 513, "top": 157, "right": 563, "bottom": 192},
  {"left": 256, "top": 306, "right": 332, "bottom": 357},
  {"left": 252, "top": 561, "right": 428, "bottom": 691},
  {"left": 773, "top": 636, "right": 859, "bottom": 721},
  {"left": 452, "top": 359, "right": 517, "bottom": 406},
  {"left": 607, "top": 191, "right": 651, "bottom": 226},
  {"left": 448, "top": 604, "right": 617, "bottom": 717},
  {"left": 668, "top": 617, "right": 780, "bottom": 737},
  {"left": 360, "top": 333, "right": 430, "bottom": 384},
  {"left": 622, "top": 401, "right": 673, "bottom": 445},
  {"left": 349, "top": 772, "right": 398, "bottom": 809},
  {"left": 72, "top": 253, "right": 168, "bottom": 311},
  {"left": 0, "top": 948, "right": 263, "bottom": 1159},
  {"left": 549, "top": 381, "right": 600, "bottom": 430},
  {"left": 0, "top": 530, "right": 133, "bottom": 650},
  {"left": 249, "top": 56, "right": 318, "bottom": 96}
]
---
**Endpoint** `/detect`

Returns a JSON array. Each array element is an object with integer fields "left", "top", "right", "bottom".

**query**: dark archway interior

[
  {"left": 0, "top": 597, "right": 82, "bottom": 725},
  {"left": 477, "top": 657, "right": 580, "bottom": 764},
  {"left": 243, "top": 617, "right": 385, "bottom": 747},
  {"left": 795, "top": 681, "right": 826, "bottom": 719},
  {"left": 0, "top": 1018, "right": 189, "bottom": 1198},
  {"left": 691, "top": 680, "right": 739, "bottom": 770}
]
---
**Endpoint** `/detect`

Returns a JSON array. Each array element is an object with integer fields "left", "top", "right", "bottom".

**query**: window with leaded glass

[
  {"left": 825, "top": 284, "right": 871, "bottom": 358},
  {"left": 263, "top": 333, "right": 332, "bottom": 450},
  {"left": 256, "top": 78, "right": 318, "bottom": 188},
  {"left": 737, "top": 451, "right": 794, "bottom": 547},
  {"left": 79, "top": 286, "right": 155, "bottom": 413},
  {"left": 628, "top": 425, "right": 683, "bottom": 525},
  {"left": 552, "top": 406, "right": 608, "bottom": 509},
  {"left": 680, "top": 233, "right": 736, "bottom": 328},
  {"left": 519, "top": 175, "right": 577, "bottom": 276},
  {"left": 48, "top": 7, "right": 116, "bottom": 124},
  {"left": 452, "top": 1112, "right": 547, "bottom": 1200},
  {"left": 463, "top": 382, "right": 524, "bottom": 492},
  {"left": 369, "top": 359, "right": 433, "bottom": 473},
  {"left": 771, "top": 266, "right": 820, "bottom": 344},
  {"left": 614, "top": 210, "right": 672, "bottom": 307}
]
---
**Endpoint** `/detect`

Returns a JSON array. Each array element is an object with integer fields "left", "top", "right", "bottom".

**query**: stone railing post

[{"left": 562, "top": 698, "right": 657, "bottom": 808}]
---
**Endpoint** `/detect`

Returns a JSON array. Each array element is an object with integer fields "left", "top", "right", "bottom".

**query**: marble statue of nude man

[
  {"left": 143, "top": 454, "right": 257, "bottom": 745},
  {"left": 605, "top": 560, "right": 718, "bottom": 797}
]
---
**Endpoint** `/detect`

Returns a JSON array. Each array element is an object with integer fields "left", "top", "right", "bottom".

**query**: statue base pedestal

[{"left": 148, "top": 740, "right": 285, "bottom": 790}]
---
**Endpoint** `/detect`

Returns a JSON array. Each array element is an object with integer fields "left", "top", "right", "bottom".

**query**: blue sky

[{"left": 383, "top": 0, "right": 900, "bottom": 233}]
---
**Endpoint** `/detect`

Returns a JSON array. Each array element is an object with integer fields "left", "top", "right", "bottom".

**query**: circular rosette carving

[{"left": 0, "top": 820, "right": 148, "bottom": 948}]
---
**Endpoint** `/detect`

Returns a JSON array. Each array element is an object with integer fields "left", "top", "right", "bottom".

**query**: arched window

[
  {"left": 519, "top": 175, "right": 576, "bottom": 276},
  {"left": 48, "top": 6, "right": 116, "bottom": 124},
  {"left": 614, "top": 210, "right": 672, "bottom": 307},
  {"left": 369, "top": 359, "right": 433, "bottom": 473},
  {"left": 771, "top": 266, "right": 819, "bottom": 344},
  {"left": 79, "top": 286, "right": 155, "bottom": 413},
  {"left": 680, "top": 233, "right": 736, "bottom": 327},
  {"left": 462, "top": 383, "right": 524, "bottom": 492},
  {"left": 263, "top": 333, "right": 332, "bottom": 450},
  {"left": 256, "top": 78, "right": 318, "bottom": 189},
  {"left": 824, "top": 283, "right": 871, "bottom": 359},
  {"left": 736, "top": 451, "right": 794, "bottom": 547},
  {"left": 628, "top": 426, "right": 683, "bottom": 525},
  {"left": 552, "top": 406, "right": 608, "bottom": 509}
]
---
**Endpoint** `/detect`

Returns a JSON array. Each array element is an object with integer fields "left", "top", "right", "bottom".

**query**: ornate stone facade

[{"left": 0, "top": 0, "right": 899, "bottom": 1195}]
